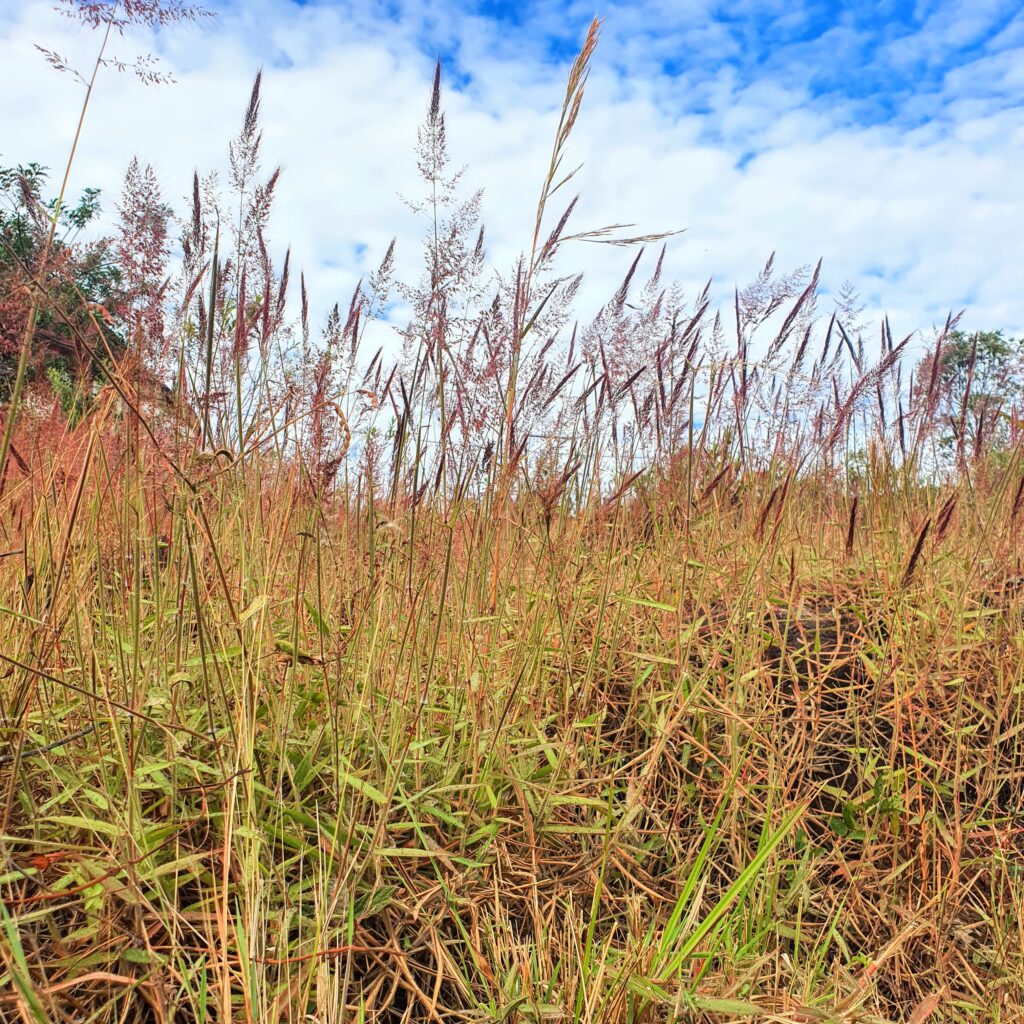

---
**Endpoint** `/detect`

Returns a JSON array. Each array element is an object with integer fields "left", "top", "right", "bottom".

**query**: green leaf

[
  {"left": 183, "top": 645, "right": 243, "bottom": 667},
  {"left": 44, "top": 815, "right": 123, "bottom": 838},
  {"left": 273, "top": 639, "right": 323, "bottom": 665},
  {"left": 303, "top": 596, "right": 332, "bottom": 637},
  {"left": 612, "top": 593, "right": 677, "bottom": 612},
  {"left": 338, "top": 769, "right": 387, "bottom": 806},
  {"left": 1, "top": 904, "right": 48, "bottom": 1024},
  {"left": 239, "top": 594, "right": 270, "bottom": 623},
  {"left": 655, "top": 804, "right": 804, "bottom": 980}
]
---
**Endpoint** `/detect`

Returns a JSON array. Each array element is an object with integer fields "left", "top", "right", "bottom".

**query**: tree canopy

[
  {"left": 0, "top": 163, "right": 124, "bottom": 403},
  {"left": 914, "top": 327, "right": 1024, "bottom": 459}
]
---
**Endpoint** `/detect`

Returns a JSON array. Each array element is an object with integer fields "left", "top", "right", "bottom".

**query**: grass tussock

[{"left": 2, "top": 10, "right": 1024, "bottom": 1024}]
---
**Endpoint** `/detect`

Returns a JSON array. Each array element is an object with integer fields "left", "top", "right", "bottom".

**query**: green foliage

[
  {"left": 923, "top": 328, "right": 1024, "bottom": 455},
  {"left": 45, "top": 362, "right": 92, "bottom": 426},
  {"left": 0, "top": 163, "right": 123, "bottom": 401},
  {"left": 0, "top": 163, "right": 105, "bottom": 258}
]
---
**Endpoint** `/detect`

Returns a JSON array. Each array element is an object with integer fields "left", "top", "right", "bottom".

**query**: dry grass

[{"left": 1, "top": 427, "right": 1023, "bottom": 1023}]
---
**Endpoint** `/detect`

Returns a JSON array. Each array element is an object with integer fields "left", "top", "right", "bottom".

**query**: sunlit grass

[{"left": 2, "top": 427, "right": 1023, "bottom": 1021}]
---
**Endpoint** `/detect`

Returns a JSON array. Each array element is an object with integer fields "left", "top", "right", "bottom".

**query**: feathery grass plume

[
  {"left": 45, "top": 2, "right": 209, "bottom": 84},
  {"left": 1010, "top": 475, "right": 1024, "bottom": 525},
  {"left": 116, "top": 158, "right": 171, "bottom": 365},
  {"left": 845, "top": 493, "right": 858, "bottom": 555},
  {"left": 934, "top": 493, "right": 958, "bottom": 544},
  {"left": 902, "top": 516, "right": 931, "bottom": 586},
  {"left": 201, "top": 224, "right": 219, "bottom": 448}
]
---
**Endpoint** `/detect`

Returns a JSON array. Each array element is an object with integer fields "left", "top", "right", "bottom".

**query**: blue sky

[
  {"left": 1, "top": 0, "right": 1023, "bottom": 343},
  {"left": 263, "top": 0, "right": 1023, "bottom": 123}
]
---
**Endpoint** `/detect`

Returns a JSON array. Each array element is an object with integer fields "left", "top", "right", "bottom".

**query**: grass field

[
  {"left": 2, "top": 12, "right": 1024, "bottom": 1024},
  {"left": 2, "top": 408, "right": 1023, "bottom": 1022}
]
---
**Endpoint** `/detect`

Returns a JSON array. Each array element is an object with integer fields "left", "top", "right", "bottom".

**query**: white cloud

[{"left": 1, "top": 0, "right": 1022, "bottom": 373}]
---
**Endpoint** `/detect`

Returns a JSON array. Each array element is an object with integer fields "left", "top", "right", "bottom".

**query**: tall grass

[{"left": 2, "top": 10, "right": 1024, "bottom": 1024}]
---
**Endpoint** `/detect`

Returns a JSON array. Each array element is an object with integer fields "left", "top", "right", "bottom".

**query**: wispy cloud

[{"left": 2, "top": 0, "right": 1022, "bottom": 350}]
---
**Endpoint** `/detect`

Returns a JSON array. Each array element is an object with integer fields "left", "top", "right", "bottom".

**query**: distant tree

[
  {"left": 0, "top": 163, "right": 123, "bottom": 402},
  {"left": 914, "top": 328, "right": 1024, "bottom": 460}
]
